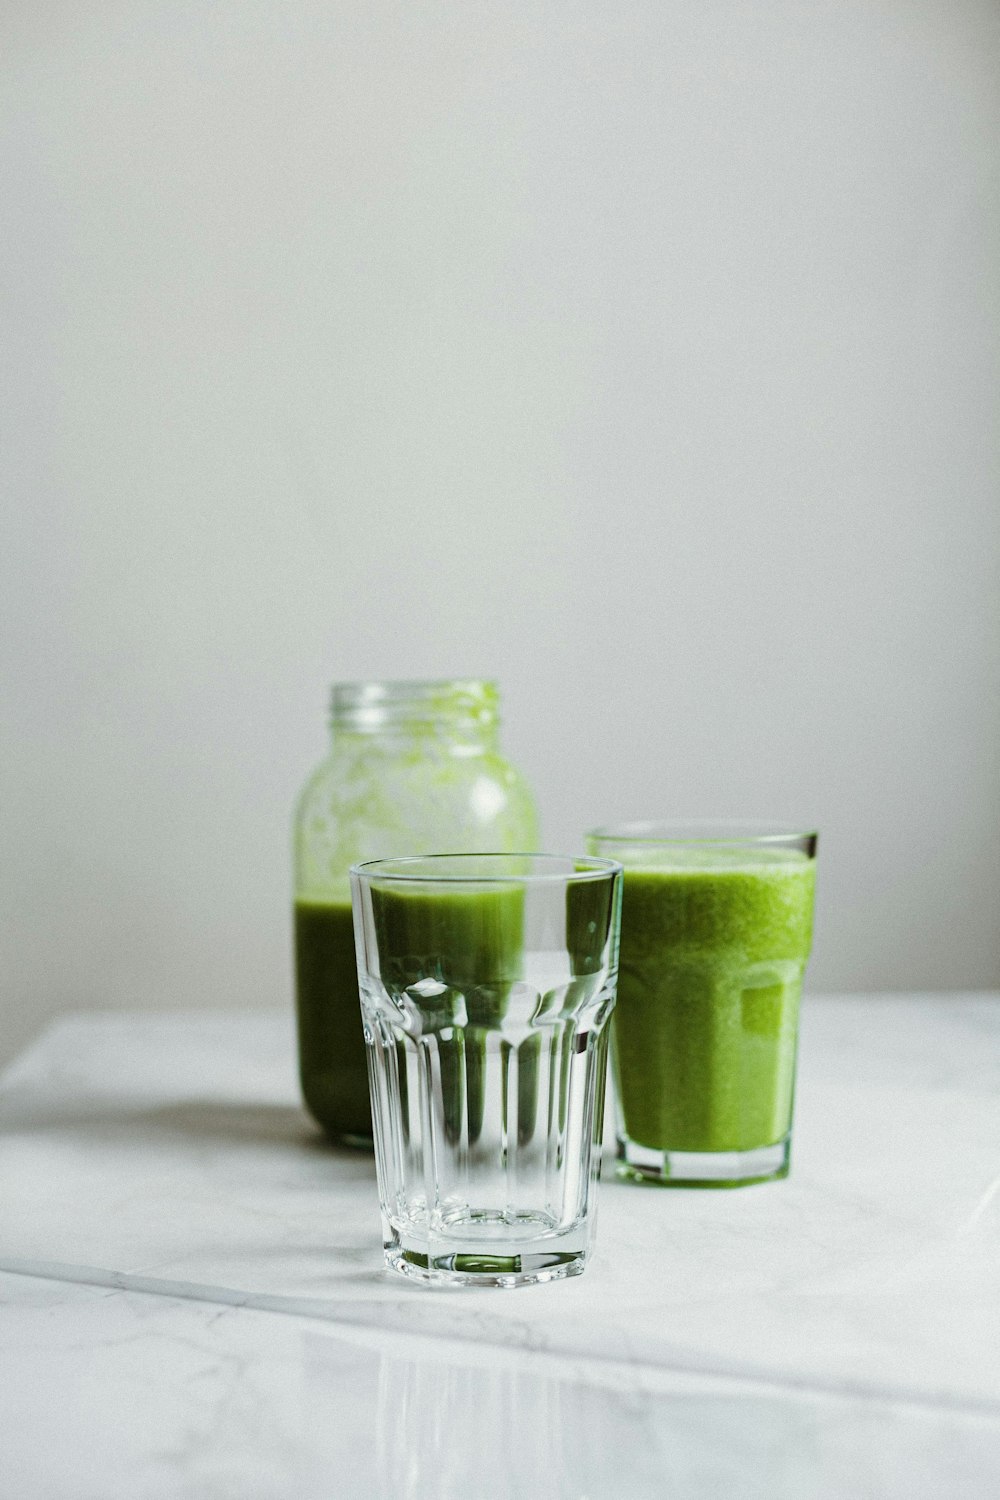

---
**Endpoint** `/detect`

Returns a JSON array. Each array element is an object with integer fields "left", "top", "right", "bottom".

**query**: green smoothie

[
  {"left": 294, "top": 900, "right": 371, "bottom": 1143},
  {"left": 612, "top": 848, "right": 815, "bottom": 1155}
]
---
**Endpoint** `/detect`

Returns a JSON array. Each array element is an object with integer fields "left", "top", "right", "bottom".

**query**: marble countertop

[{"left": 2, "top": 995, "right": 999, "bottom": 1498}]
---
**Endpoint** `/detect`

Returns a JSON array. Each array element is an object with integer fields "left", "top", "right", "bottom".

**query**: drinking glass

[
  {"left": 350, "top": 853, "right": 622, "bottom": 1286},
  {"left": 586, "top": 823, "right": 817, "bottom": 1187}
]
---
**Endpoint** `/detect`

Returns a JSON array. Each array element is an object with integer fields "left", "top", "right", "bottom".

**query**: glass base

[
  {"left": 616, "top": 1134, "right": 790, "bottom": 1188},
  {"left": 384, "top": 1222, "right": 589, "bottom": 1288}
]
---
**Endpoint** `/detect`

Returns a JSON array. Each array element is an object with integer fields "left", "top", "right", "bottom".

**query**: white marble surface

[{"left": 2, "top": 996, "right": 1000, "bottom": 1497}]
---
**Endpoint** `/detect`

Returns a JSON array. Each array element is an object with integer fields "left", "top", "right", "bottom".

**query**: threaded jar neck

[{"left": 330, "top": 679, "right": 500, "bottom": 743}]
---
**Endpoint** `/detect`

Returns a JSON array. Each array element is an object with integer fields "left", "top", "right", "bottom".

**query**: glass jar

[{"left": 293, "top": 679, "right": 540, "bottom": 1145}]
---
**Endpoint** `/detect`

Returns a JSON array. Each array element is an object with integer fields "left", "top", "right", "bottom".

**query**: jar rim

[{"left": 330, "top": 678, "right": 498, "bottom": 732}]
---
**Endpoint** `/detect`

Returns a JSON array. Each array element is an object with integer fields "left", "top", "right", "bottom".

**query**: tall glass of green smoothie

[{"left": 586, "top": 823, "right": 817, "bottom": 1187}]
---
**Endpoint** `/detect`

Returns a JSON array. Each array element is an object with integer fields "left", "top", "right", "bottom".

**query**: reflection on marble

[
  {"left": 3, "top": 1271, "right": 1000, "bottom": 1500},
  {"left": 2, "top": 998, "right": 1000, "bottom": 1496}
]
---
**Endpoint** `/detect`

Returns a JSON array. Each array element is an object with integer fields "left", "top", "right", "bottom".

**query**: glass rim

[
  {"left": 587, "top": 819, "right": 818, "bottom": 846},
  {"left": 350, "top": 852, "right": 622, "bottom": 885}
]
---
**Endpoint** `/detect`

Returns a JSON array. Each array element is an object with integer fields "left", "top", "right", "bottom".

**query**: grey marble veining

[{"left": 4, "top": 1270, "right": 999, "bottom": 1500}]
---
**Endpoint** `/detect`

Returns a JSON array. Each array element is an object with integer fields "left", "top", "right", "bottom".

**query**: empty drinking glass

[{"left": 350, "top": 854, "right": 622, "bottom": 1286}]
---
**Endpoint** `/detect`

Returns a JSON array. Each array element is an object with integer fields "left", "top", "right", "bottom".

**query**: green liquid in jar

[{"left": 294, "top": 900, "right": 371, "bottom": 1143}]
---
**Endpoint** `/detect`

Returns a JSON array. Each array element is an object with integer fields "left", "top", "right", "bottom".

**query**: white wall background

[{"left": 2, "top": 1, "right": 998, "bottom": 1068}]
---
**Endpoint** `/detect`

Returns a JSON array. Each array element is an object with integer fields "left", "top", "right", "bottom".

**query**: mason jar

[{"left": 293, "top": 679, "right": 540, "bottom": 1145}]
